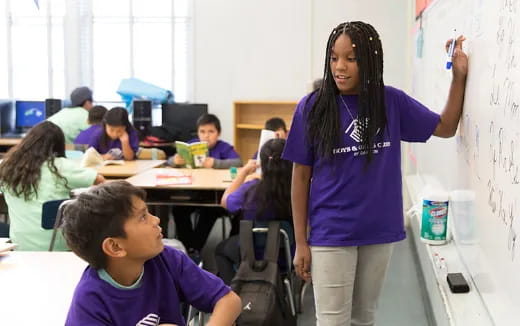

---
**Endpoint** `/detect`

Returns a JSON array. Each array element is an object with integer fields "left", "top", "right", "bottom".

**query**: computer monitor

[
  {"left": 162, "top": 103, "right": 208, "bottom": 142},
  {"left": 15, "top": 100, "right": 45, "bottom": 130}
]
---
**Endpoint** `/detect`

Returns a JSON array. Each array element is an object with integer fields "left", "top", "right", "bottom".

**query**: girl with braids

[
  {"left": 282, "top": 21, "right": 467, "bottom": 325},
  {"left": 0, "top": 121, "right": 105, "bottom": 250},
  {"left": 215, "top": 138, "right": 293, "bottom": 284}
]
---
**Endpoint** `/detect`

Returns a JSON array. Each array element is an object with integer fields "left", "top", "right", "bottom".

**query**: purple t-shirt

[
  {"left": 74, "top": 124, "right": 102, "bottom": 145},
  {"left": 282, "top": 86, "right": 440, "bottom": 247},
  {"left": 66, "top": 246, "right": 230, "bottom": 326},
  {"left": 227, "top": 179, "right": 278, "bottom": 220},
  {"left": 188, "top": 139, "right": 240, "bottom": 160},
  {"left": 226, "top": 179, "right": 295, "bottom": 259},
  {"left": 88, "top": 127, "right": 140, "bottom": 156}
]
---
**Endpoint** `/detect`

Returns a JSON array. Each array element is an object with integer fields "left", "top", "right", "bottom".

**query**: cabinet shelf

[
  {"left": 234, "top": 101, "right": 297, "bottom": 161},
  {"left": 236, "top": 123, "right": 264, "bottom": 130}
]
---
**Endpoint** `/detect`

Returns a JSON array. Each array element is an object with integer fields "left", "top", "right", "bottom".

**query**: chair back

[
  {"left": 251, "top": 220, "right": 294, "bottom": 274},
  {"left": 41, "top": 199, "right": 67, "bottom": 230},
  {"left": 41, "top": 199, "right": 73, "bottom": 251}
]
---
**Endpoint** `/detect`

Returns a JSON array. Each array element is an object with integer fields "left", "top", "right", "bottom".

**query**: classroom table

[
  {"left": 126, "top": 167, "right": 231, "bottom": 206},
  {"left": 0, "top": 138, "right": 22, "bottom": 146},
  {"left": 95, "top": 159, "right": 165, "bottom": 178},
  {"left": 127, "top": 167, "right": 234, "bottom": 238},
  {"left": 0, "top": 251, "right": 87, "bottom": 325}
]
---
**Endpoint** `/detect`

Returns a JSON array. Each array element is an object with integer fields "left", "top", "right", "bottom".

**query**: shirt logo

[
  {"left": 136, "top": 313, "right": 160, "bottom": 326},
  {"left": 345, "top": 119, "right": 362, "bottom": 142},
  {"left": 345, "top": 118, "right": 380, "bottom": 143},
  {"left": 243, "top": 302, "right": 252, "bottom": 311},
  {"left": 334, "top": 119, "right": 389, "bottom": 156}
]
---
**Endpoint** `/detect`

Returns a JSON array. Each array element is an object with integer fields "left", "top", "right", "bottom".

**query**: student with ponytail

[
  {"left": 215, "top": 138, "right": 293, "bottom": 284},
  {"left": 282, "top": 21, "right": 468, "bottom": 325}
]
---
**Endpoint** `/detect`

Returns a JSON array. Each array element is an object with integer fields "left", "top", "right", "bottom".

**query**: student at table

[
  {"left": 0, "top": 121, "right": 104, "bottom": 251},
  {"left": 170, "top": 114, "right": 242, "bottom": 257},
  {"left": 87, "top": 107, "right": 140, "bottom": 160},
  {"left": 74, "top": 105, "right": 107, "bottom": 145},
  {"left": 47, "top": 86, "right": 94, "bottom": 144}
]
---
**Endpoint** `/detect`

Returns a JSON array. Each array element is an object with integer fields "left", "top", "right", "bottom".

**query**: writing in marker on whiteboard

[{"left": 446, "top": 29, "right": 457, "bottom": 70}]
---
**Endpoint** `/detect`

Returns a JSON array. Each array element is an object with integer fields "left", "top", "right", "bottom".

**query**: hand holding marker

[{"left": 446, "top": 29, "right": 457, "bottom": 70}]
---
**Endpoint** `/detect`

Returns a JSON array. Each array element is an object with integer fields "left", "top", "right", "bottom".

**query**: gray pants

[{"left": 311, "top": 243, "right": 394, "bottom": 326}]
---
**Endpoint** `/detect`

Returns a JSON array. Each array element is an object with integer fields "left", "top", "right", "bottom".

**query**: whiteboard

[{"left": 410, "top": 0, "right": 520, "bottom": 324}]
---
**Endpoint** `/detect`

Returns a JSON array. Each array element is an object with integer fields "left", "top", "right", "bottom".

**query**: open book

[
  {"left": 175, "top": 141, "right": 209, "bottom": 168},
  {"left": 80, "top": 147, "right": 125, "bottom": 168},
  {"left": 0, "top": 240, "right": 16, "bottom": 256},
  {"left": 256, "top": 129, "right": 276, "bottom": 174}
]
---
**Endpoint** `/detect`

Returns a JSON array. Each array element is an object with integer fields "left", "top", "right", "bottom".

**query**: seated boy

[
  {"left": 169, "top": 113, "right": 242, "bottom": 169},
  {"left": 74, "top": 105, "right": 107, "bottom": 145},
  {"left": 252, "top": 117, "right": 288, "bottom": 159},
  {"left": 169, "top": 114, "right": 242, "bottom": 255},
  {"left": 61, "top": 181, "right": 241, "bottom": 326}
]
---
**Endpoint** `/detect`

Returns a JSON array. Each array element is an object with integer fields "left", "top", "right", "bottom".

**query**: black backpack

[{"left": 231, "top": 220, "right": 297, "bottom": 326}]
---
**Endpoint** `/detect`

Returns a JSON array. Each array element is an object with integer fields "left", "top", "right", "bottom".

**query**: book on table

[
  {"left": 0, "top": 240, "right": 17, "bottom": 256},
  {"left": 155, "top": 169, "right": 192, "bottom": 186},
  {"left": 80, "top": 147, "right": 124, "bottom": 168},
  {"left": 174, "top": 141, "right": 209, "bottom": 168}
]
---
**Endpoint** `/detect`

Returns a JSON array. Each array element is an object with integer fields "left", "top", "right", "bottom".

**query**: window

[
  {"left": 0, "top": 0, "right": 191, "bottom": 102},
  {"left": 90, "top": 0, "right": 191, "bottom": 102},
  {"left": 0, "top": 0, "right": 65, "bottom": 99}
]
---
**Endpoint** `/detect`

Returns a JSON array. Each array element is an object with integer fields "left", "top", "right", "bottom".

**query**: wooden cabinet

[{"left": 233, "top": 101, "right": 298, "bottom": 162}]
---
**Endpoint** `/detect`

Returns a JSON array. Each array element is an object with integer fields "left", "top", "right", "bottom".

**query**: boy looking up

[{"left": 62, "top": 181, "right": 241, "bottom": 326}]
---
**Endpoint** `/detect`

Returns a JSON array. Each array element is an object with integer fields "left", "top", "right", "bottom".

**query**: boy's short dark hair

[
  {"left": 196, "top": 113, "right": 221, "bottom": 133},
  {"left": 88, "top": 105, "right": 107, "bottom": 124},
  {"left": 265, "top": 117, "right": 287, "bottom": 132},
  {"left": 312, "top": 78, "right": 323, "bottom": 91},
  {"left": 61, "top": 181, "right": 146, "bottom": 270}
]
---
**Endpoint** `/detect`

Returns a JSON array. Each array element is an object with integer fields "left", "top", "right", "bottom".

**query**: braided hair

[{"left": 306, "top": 21, "right": 387, "bottom": 165}]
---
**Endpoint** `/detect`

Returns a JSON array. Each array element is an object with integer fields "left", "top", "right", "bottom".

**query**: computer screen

[
  {"left": 162, "top": 103, "right": 208, "bottom": 142},
  {"left": 16, "top": 101, "right": 45, "bottom": 129},
  {"left": 0, "top": 100, "right": 15, "bottom": 134}
]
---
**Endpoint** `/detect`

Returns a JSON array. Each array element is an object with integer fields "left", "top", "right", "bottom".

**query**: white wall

[{"left": 194, "top": 0, "right": 412, "bottom": 143}]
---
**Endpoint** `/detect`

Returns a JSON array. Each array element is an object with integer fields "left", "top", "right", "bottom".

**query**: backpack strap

[
  {"left": 239, "top": 220, "right": 256, "bottom": 263},
  {"left": 263, "top": 221, "right": 281, "bottom": 263}
]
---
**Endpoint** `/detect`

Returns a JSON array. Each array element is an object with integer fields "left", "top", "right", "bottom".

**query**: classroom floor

[
  {"left": 197, "top": 221, "right": 433, "bottom": 325},
  {"left": 297, "top": 230, "right": 433, "bottom": 326}
]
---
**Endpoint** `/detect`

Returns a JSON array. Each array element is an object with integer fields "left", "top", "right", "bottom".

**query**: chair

[
  {"left": 250, "top": 220, "right": 310, "bottom": 314},
  {"left": 250, "top": 220, "right": 297, "bottom": 317},
  {"left": 41, "top": 199, "right": 72, "bottom": 251},
  {"left": 162, "top": 238, "right": 187, "bottom": 254},
  {"left": 0, "top": 221, "right": 9, "bottom": 237}
]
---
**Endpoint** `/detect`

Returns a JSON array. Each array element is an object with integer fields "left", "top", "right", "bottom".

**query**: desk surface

[
  {"left": 0, "top": 251, "right": 87, "bottom": 325},
  {"left": 96, "top": 160, "right": 165, "bottom": 178},
  {"left": 0, "top": 137, "right": 22, "bottom": 146},
  {"left": 126, "top": 168, "right": 232, "bottom": 190}
]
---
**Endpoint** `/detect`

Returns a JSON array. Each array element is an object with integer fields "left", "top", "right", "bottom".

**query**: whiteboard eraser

[{"left": 447, "top": 273, "right": 470, "bottom": 293}]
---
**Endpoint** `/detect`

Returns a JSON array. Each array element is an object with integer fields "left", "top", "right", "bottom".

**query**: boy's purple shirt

[
  {"left": 74, "top": 124, "right": 102, "bottom": 145},
  {"left": 188, "top": 139, "right": 240, "bottom": 160},
  {"left": 282, "top": 86, "right": 440, "bottom": 247},
  {"left": 65, "top": 246, "right": 230, "bottom": 326}
]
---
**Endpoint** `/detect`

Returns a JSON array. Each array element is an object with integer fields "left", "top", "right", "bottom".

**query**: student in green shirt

[
  {"left": 0, "top": 121, "right": 105, "bottom": 251},
  {"left": 48, "top": 86, "right": 93, "bottom": 144}
]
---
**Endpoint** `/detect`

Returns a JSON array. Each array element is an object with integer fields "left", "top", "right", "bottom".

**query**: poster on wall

[{"left": 416, "top": 0, "right": 436, "bottom": 18}]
